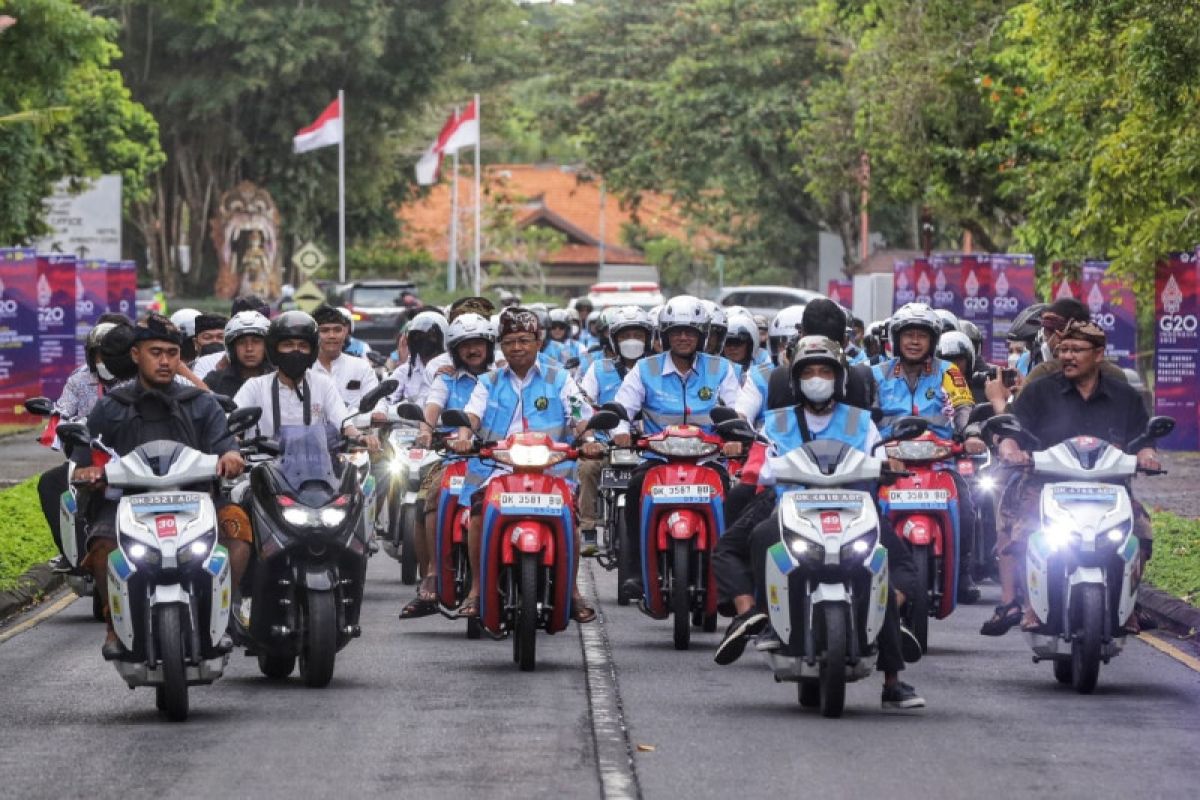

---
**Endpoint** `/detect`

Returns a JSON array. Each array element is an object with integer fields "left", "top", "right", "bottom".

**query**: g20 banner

[
  {"left": 76, "top": 259, "right": 109, "bottom": 363},
  {"left": 0, "top": 248, "right": 41, "bottom": 425},
  {"left": 1153, "top": 251, "right": 1200, "bottom": 451},
  {"left": 37, "top": 254, "right": 77, "bottom": 403},
  {"left": 1081, "top": 261, "right": 1136, "bottom": 369},
  {"left": 929, "top": 254, "right": 962, "bottom": 316},
  {"left": 107, "top": 260, "right": 136, "bottom": 321},
  {"left": 827, "top": 279, "right": 853, "bottom": 309},
  {"left": 1050, "top": 261, "right": 1081, "bottom": 302},
  {"left": 893, "top": 257, "right": 933, "bottom": 310},
  {"left": 959, "top": 255, "right": 992, "bottom": 362},
  {"left": 989, "top": 254, "right": 1036, "bottom": 365}
]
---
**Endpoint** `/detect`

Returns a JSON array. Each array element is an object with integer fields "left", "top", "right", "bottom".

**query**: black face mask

[
  {"left": 273, "top": 350, "right": 312, "bottom": 381},
  {"left": 199, "top": 342, "right": 225, "bottom": 356}
]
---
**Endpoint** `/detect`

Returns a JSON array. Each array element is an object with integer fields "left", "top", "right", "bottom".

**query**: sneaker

[
  {"left": 713, "top": 610, "right": 768, "bottom": 665},
  {"left": 581, "top": 529, "right": 598, "bottom": 557},
  {"left": 899, "top": 623, "right": 923, "bottom": 663},
  {"left": 50, "top": 555, "right": 71, "bottom": 573},
  {"left": 754, "top": 624, "right": 782, "bottom": 652},
  {"left": 881, "top": 681, "right": 925, "bottom": 709},
  {"left": 621, "top": 577, "right": 643, "bottom": 602}
]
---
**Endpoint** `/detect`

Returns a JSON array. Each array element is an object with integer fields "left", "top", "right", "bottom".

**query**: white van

[{"left": 716, "top": 285, "right": 825, "bottom": 317}]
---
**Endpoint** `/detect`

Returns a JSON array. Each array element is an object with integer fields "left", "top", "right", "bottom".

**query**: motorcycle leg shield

[
  {"left": 764, "top": 542, "right": 795, "bottom": 644},
  {"left": 479, "top": 498, "right": 506, "bottom": 633},
  {"left": 203, "top": 545, "right": 232, "bottom": 649},
  {"left": 60, "top": 487, "right": 79, "bottom": 566},
  {"left": 1116, "top": 534, "right": 1140, "bottom": 627},
  {"left": 106, "top": 548, "right": 137, "bottom": 649},
  {"left": 1025, "top": 530, "right": 1053, "bottom": 624},
  {"left": 863, "top": 545, "right": 890, "bottom": 642}
]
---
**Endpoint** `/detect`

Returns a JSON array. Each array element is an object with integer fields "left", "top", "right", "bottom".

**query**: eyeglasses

[
  {"left": 1054, "top": 345, "right": 1097, "bottom": 357},
  {"left": 500, "top": 336, "right": 538, "bottom": 348}
]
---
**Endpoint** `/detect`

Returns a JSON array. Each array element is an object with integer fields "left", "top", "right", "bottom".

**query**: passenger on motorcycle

[
  {"left": 450, "top": 308, "right": 604, "bottom": 622},
  {"left": 547, "top": 308, "right": 586, "bottom": 365},
  {"left": 386, "top": 311, "right": 448, "bottom": 407},
  {"left": 338, "top": 306, "right": 374, "bottom": 358},
  {"left": 576, "top": 306, "right": 654, "bottom": 552},
  {"left": 872, "top": 302, "right": 985, "bottom": 603},
  {"left": 995, "top": 320, "right": 1158, "bottom": 633},
  {"left": 191, "top": 313, "right": 232, "bottom": 379},
  {"left": 713, "top": 336, "right": 924, "bottom": 709},
  {"left": 205, "top": 311, "right": 273, "bottom": 398},
  {"left": 700, "top": 300, "right": 729, "bottom": 357},
  {"left": 311, "top": 304, "right": 380, "bottom": 410},
  {"left": 71, "top": 316, "right": 246, "bottom": 659},
  {"left": 612, "top": 295, "right": 743, "bottom": 602},
  {"left": 722, "top": 310, "right": 760, "bottom": 379}
]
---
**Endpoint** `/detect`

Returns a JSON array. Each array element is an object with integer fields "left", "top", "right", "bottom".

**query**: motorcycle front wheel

[
  {"left": 516, "top": 553, "right": 538, "bottom": 671},
  {"left": 910, "top": 545, "right": 931, "bottom": 654},
  {"left": 258, "top": 653, "right": 296, "bottom": 679},
  {"left": 1071, "top": 583, "right": 1104, "bottom": 694},
  {"left": 615, "top": 513, "right": 632, "bottom": 606},
  {"left": 154, "top": 604, "right": 189, "bottom": 722},
  {"left": 299, "top": 591, "right": 337, "bottom": 688},
  {"left": 672, "top": 539, "right": 691, "bottom": 651},
  {"left": 399, "top": 503, "right": 419, "bottom": 585},
  {"left": 819, "top": 604, "right": 847, "bottom": 718}
]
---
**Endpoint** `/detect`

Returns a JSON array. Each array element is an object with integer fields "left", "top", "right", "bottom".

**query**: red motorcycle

[
  {"left": 632, "top": 424, "right": 727, "bottom": 650},
  {"left": 432, "top": 456, "right": 478, "bottom": 635},
  {"left": 878, "top": 431, "right": 965, "bottom": 653}
]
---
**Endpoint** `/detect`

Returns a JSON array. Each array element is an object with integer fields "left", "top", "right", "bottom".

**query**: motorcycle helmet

[
  {"left": 933, "top": 308, "right": 960, "bottom": 335},
  {"left": 658, "top": 295, "right": 707, "bottom": 341},
  {"left": 606, "top": 305, "right": 653, "bottom": 360},
  {"left": 1006, "top": 302, "right": 1048, "bottom": 342},
  {"left": 98, "top": 322, "right": 138, "bottom": 384},
  {"left": 266, "top": 310, "right": 319, "bottom": 360},
  {"left": 406, "top": 310, "right": 448, "bottom": 363},
  {"left": 169, "top": 308, "right": 201, "bottom": 339},
  {"left": 789, "top": 335, "right": 847, "bottom": 405},
  {"left": 446, "top": 312, "right": 495, "bottom": 371},
  {"left": 547, "top": 308, "right": 572, "bottom": 338},
  {"left": 957, "top": 319, "right": 983, "bottom": 357},
  {"left": 889, "top": 302, "right": 941, "bottom": 355},
  {"left": 936, "top": 331, "right": 975, "bottom": 366},
  {"left": 723, "top": 310, "right": 759, "bottom": 363},
  {"left": 224, "top": 310, "right": 270, "bottom": 366},
  {"left": 85, "top": 322, "right": 118, "bottom": 374},
  {"left": 700, "top": 300, "right": 728, "bottom": 355},
  {"left": 768, "top": 305, "right": 807, "bottom": 363}
]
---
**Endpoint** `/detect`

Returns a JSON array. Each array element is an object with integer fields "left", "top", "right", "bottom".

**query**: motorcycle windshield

[{"left": 276, "top": 425, "right": 339, "bottom": 504}]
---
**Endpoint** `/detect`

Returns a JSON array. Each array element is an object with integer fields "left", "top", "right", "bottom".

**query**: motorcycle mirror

[
  {"left": 358, "top": 379, "right": 398, "bottom": 412},
  {"left": 888, "top": 416, "right": 928, "bottom": 442},
  {"left": 1127, "top": 415, "right": 1175, "bottom": 454},
  {"left": 366, "top": 351, "right": 386, "bottom": 368},
  {"left": 394, "top": 402, "right": 424, "bottom": 423},
  {"left": 980, "top": 413, "right": 1019, "bottom": 441},
  {"left": 586, "top": 410, "right": 621, "bottom": 432},
  {"left": 967, "top": 403, "right": 995, "bottom": 425},
  {"left": 440, "top": 409, "right": 472, "bottom": 429},
  {"left": 23, "top": 397, "right": 54, "bottom": 417},
  {"left": 226, "top": 406, "right": 262, "bottom": 437},
  {"left": 56, "top": 422, "right": 91, "bottom": 450},
  {"left": 212, "top": 393, "right": 237, "bottom": 414},
  {"left": 709, "top": 406, "right": 739, "bottom": 425},
  {"left": 717, "top": 418, "right": 757, "bottom": 443},
  {"left": 599, "top": 402, "right": 629, "bottom": 422},
  {"left": 564, "top": 357, "right": 581, "bottom": 370}
]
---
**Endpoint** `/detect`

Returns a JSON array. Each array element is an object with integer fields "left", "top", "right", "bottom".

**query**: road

[{"left": 1, "top": 553, "right": 1198, "bottom": 799}]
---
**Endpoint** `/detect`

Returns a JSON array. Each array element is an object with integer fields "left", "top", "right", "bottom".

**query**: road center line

[
  {"left": 0, "top": 590, "right": 77, "bottom": 645},
  {"left": 1138, "top": 631, "right": 1200, "bottom": 673},
  {"left": 578, "top": 561, "right": 641, "bottom": 800}
]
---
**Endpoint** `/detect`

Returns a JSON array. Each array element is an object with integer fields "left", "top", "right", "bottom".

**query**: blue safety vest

[
  {"left": 637, "top": 351, "right": 728, "bottom": 434},
  {"left": 762, "top": 403, "right": 873, "bottom": 496},
  {"left": 747, "top": 363, "right": 772, "bottom": 427},
  {"left": 871, "top": 357, "right": 958, "bottom": 439},
  {"left": 438, "top": 370, "right": 479, "bottom": 412},
  {"left": 1016, "top": 349, "right": 1031, "bottom": 377},
  {"left": 753, "top": 348, "right": 772, "bottom": 368},
  {"left": 589, "top": 358, "right": 627, "bottom": 405}
]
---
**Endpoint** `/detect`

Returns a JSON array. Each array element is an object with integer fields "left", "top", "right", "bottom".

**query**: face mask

[
  {"left": 618, "top": 339, "right": 645, "bottom": 360},
  {"left": 274, "top": 351, "right": 311, "bottom": 381},
  {"left": 1007, "top": 352, "right": 1021, "bottom": 368},
  {"left": 97, "top": 362, "right": 115, "bottom": 383},
  {"left": 801, "top": 377, "right": 835, "bottom": 404},
  {"left": 199, "top": 342, "right": 224, "bottom": 356}
]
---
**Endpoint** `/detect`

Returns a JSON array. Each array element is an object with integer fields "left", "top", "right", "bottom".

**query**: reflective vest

[
  {"left": 754, "top": 348, "right": 772, "bottom": 368},
  {"left": 439, "top": 370, "right": 479, "bottom": 412},
  {"left": 637, "top": 351, "right": 727, "bottom": 434},
  {"left": 871, "top": 357, "right": 966, "bottom": 439},
  {"left": 747, "top": 363, "right": 772, "bottom": 427},
  {"left": 846, "top": 346, "right": 869, "bottom": 366},
  {"left": 762, "top": 402, "right": 872, "bottom": 455},
  {"left": 590, "top": 358, "right": 627, "bottom": 405}
]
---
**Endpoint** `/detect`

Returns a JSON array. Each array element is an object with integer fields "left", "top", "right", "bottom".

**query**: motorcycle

[
  {"left": 441, "top": 407, "right": 620, "bottom": 670},
  {"left": 56, "top": 407, "right": 261, "bottom": 721},
  {"left": 594, "top": 446, "right": 640, "bottom": 606},
  {"left": 379, "top": 418, "right": 440, "bottom": 584},
  {"left": 878, "top": 430, "right": 966, "bottom": 653},
  {"left": 982, "top": 414, "right": 1173, "bottom": 693},
  {"left": 720, "top": 415, "right": 927, "bottom": 717},
  {"left": 234, "top": 380, "right": 395, "bottom": 687},
  {"left": 23, "top": 397, "right": 104, "bottom": 620}
]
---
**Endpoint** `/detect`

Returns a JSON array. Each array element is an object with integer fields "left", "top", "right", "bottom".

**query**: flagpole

[
  {"left": 449, "top": 147, "right": 459, "bottom": 292},
  {"left": 337, "top": 89, "right": 346, "bottom": 283},
  {"left": 473, "top": 93, "right": 482, "bottom": 296}
]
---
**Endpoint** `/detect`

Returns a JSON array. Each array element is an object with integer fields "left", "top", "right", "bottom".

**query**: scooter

[
  {"left": 56, "top": 407, "right": 260, "bottom": 721},
  {"left": 878, "top": 431, "right": 965, "bottom": 653},
  {"left": 234, "top": 380, "right": 395, "bottom": 687},
  {"left": 594, "top": 446, "right": 639, "bottom": 605},
  {"left": 982, "top": 414, "right": 1173, "bottom": 694},
  {"left": 23, "top": 397, "right": 104, "bottom": 620},
  {"left": 379, "top": 421, "right": 440, "bottom": 584},
  {"left": 442, "top": 407, "right": 619, "bottom": 671},
  {"left": 722, "top": 415, "right": 926, "bottom": 718}
]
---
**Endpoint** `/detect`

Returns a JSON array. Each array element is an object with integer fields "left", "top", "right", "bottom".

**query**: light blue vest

[
  {"left": 747, "top": 363, "right": 772, "bottom": 427},
  {"left": 762, "top": 403, "right": 873, "bottom": 496},
  {"left": 753, "top": 348, "right": 772, "bottom": 368},
  {"left": 871, "top": 357, "right": 956, "bottom": 439},
  {"left": 439, "top": 370, "right": 479, "bottom": 412},
  {"left": 637, "top": 352, "right": 728, "bottom": 434},
  {"left": 590, "top": 358, "right": 627, "bottom": 405}
]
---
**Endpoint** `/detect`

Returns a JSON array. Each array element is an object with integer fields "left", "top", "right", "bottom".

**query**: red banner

[
  {"left": 1154, "top": 252, "right": 1200, "bottom": 450},
  {"left": 827, "top": 279, "right": 853, "bottom": 309}
]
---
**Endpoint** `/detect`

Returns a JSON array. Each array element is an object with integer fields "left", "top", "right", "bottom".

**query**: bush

[
  {"left": 0, "top": 477, "right": 56, "bottom": 591},
  {"left": 1147, "top": 511, "right": 1200, "bottom": 606}
]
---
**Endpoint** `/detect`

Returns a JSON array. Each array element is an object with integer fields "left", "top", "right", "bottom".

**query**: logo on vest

[
  {"left": 925, "top": 388, "right": 936, "bottom": 400},
  {"left": 534, "top": 396, "right": 549, "bottom": 411},
  {"left": 698, "top": 387, "right": 713, "bottom": 401}
]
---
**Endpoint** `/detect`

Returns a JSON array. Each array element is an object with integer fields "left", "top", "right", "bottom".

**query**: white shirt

[
  {"left": 733, "top": 375, "right": 765, "bottom": 424},
  {"left": 578, "top": 361, "right": 602, "bottom": 403},
  {"left": 193, "top": 351, "right": 227, "bottom": 380},
  {"left": 233, "top": 371, "right": 349, "bottom": 440},
  {"left": 312, "top": 352, "right": 378, "bottom": 410},
  {"left": 463, "top": 362, "right": 593, "bottom": 437},
  {"left": 612, "top": 353, "right": 742, "bottom": 434},
  {"left": 757, "top": 409, "right": 882, "bottom": 487},
  {"left": 385, "top": 356, "right": 433, "bottom": 407}
]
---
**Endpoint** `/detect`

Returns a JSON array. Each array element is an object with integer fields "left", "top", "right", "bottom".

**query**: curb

[
  {"left": 1137, "top": 585, "right": 1200, "bottom": 641},
  {"left": 0, "top": 563, "right": 65, "bottom": 623}
]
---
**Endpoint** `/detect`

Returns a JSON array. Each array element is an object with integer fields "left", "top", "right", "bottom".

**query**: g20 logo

[
  {"left": 1090, "top": 312, "right": 1115, "bottom": 330},
  {"left": 963, "top": 297, "right": 990, "bottom": 312},
  {"left": 76, "top": 299, "right": 95, "bottom": 315},
  {"left": 0, "top": 299, "right": 17, "bottom": 314},
  {"left": 38, "top": 307, "right": 65, "bottom": 326},
  {"left": 1159, "top": 314, "right": 1198, "bottom": 333},
  {"left": 993, "top": 296, "right": 1020, "bottom": 313}
]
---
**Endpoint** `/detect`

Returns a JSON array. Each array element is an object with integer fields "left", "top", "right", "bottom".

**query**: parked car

[
  {"left": 585, "top": 281, "right": 665, "bottom": 311},
  {"left": 335, "top": 280, "right": 419, "bottom": 353},
  {"left": 716, "top": 285, "right": 825, "bottom": 317}
]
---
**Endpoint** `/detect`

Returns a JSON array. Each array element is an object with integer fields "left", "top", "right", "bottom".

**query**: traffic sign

[
  {"left": 293, "top": 280, "right": 326, "bottom": 313},
  {"left": 292, "top": 242, "right": 326, "bottom": 276}
]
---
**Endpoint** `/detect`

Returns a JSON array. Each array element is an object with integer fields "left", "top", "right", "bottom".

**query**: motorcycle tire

[
  {"left": 517, "top": 553, "right": 538, "bottom": 672},
  {"left": 400, "top": 504, "right": 419, "bottom": 586},
  {"left": 466, "top": 617, "right": 482, "bottom": 640},
  {"left": 91, "top": 590, "right": 104, "bottom": 622},
  {"left": 615, "top": 514, "right": 632, "bottom": 607},
  {"left": 702, "top": 612, "right": 718, "bottom": 633},
  {"left": 672, "top": 539, "right": 691, "bottom": 651},
  {"left": 258, "top": 653, "right": 296, "bottom": 679},
  {"left": 154, "top": 604, "right": 189, "bottom": 722},
  {"left": 819, "top": 604, "right": 848, "bottom": 719},
  {"left": 1072, "top": 583, "right": 1104, "bottom": 694},
  {"left": 910, "top": 545, "right": 931, "bottom": 654},
  {"left": 299, "top": 591, "right": 337, "bottom": 688},
  {"left": 798, "top": 679, "right": 820, "bottom": 708},
  {"left": 1053, "top": 658, "right": 1072, "bottom": 684}
]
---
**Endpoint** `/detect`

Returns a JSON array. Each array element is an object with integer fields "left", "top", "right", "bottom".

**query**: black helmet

[
  {"left": 266, "top": 310, "right": 319, "bottom": 365},
  {"left": 98, "top": 322, "right": 138, "bottom": 385},
  {"left": 1006, "top": 302, "right": 1048, "bottom": 342}
]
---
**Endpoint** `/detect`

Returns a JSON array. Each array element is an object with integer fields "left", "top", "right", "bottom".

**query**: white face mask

[
  {"left": 1007, "top": 352, "right": 1021, "bottom": 368},
  {"left": 618, "top": 339, "right": 645, "bottom": 360},
  {"left": 801, "top": 377, "right": 835, "bottom": 404}
]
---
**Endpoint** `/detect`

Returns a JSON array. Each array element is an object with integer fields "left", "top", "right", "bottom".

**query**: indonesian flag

[
  {"left": 414, "top": 99, "right": 480, "bottom": 186},
  {"left": 293, "top": 97, "right": 343, "bottom": 154},
  {"left": 38, "top": 414, "right": 61, "bottom": 449}
]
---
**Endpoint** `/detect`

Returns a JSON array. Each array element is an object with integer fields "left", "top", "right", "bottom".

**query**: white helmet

[
  {"left": 548, "top": 308, "right": 571, "bottom": 329},
  {"left": 224, "top": 310, "right": 270, "bottom": 350},
  {"left": 337, "top": 306, "right": 356, "bottom": 334},
  {"left": 890, "top": 302, "right": 941, "bottom": 353},
  {"left": 408, "top": 310, "right": 449, "bottom": 338},
  {"left": 768, "top": 305, "right": 806, "bottom": 360},
  {"left": 170, "top": 308, "right": 202, "bottom": 338},
  {"left": 936, "top": 330, "right": 975, "bottom": 364},
  {"left": 488, "top": 314, "right": 501, "bottom": 339},
  {"left": 724, "top": 310, "right": 759, "bottom": 360},
  {"left": 933, "top": 308, "right": 960, "bottom": 335},
  {"left": 606, "top": 305, "right": 653, "bottom": 350},
  {"left": 447, "top": 312, "right": 495, "bottom": 348},
  {"left": 658, "top": 295, "right": 707, "bottom": 338},
  {"left": 700, "top": 300, "right": 728, "bottom": 353}
]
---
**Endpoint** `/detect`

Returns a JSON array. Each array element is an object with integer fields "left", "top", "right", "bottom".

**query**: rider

[
  {"left": 722, "top": 309, "right": 760, "bottom": 379},
  {"left": 872, "top": 302, "right": 986, "bottom": 603},
  {"left": 575, "top": 299, "right": 596, "bottom": 348},
  {"left": 311, "top": 303, "right": 380, "bottom": 409},
  {"left": 386, "top": 310, "right": 447, "bottom": 407},
  {"left": 700, "top": 300, "right": 729, "bottom": 357},
  {"left": 338, "top": 307, "right": 374, "bottom": 358},
  {"left": 448, "top": 307, "right": 604, "bottom": 622},
  {"left": 575, "top": 305, "right": 654, "bottom": 553},
  {"left": 72, "top": 315, "right": 245, "bottom": 659},
  {"left": 712, "top": 335, "right": 925, "bottom": 709},
  {"left": 752, "top": 314, "right": 772, "bottom": 366},
  {"left": 546, "top": 308, "right": 585, "bottom": 366},
  {"left": 612, "top": 296, "right": 742, "bottom": 603},
  {"left": 191, "top": 313, "right": 231, "bottom": 379},
  {"left": 205, "top": 311, "right": 273, "bottom": 398}
]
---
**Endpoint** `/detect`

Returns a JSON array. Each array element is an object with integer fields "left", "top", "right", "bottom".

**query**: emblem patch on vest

[
  {"left": 534, "top": 396, "right": 549, "bottom": 411},
  {"left": 925, "top": 388, "right": 936, "bottom": 400},
  {"left": 698, "top": 387, "right": 713, "bottom": 401}
]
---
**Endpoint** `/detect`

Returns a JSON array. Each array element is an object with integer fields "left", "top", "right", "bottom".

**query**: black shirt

[
  {"left": 766, "top": 362, "right": 876, "bottom": 412},
  {"left": 1010, "top": 370, "right": 1149, "bottom": 451}
]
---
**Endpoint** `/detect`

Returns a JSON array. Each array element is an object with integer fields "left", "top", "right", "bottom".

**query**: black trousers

[
  {"left": 623, "top": 459, "right": 729, "bottom": 578},
  {"left": 37, "top": 463, "right": 69, "bottom": 555}
]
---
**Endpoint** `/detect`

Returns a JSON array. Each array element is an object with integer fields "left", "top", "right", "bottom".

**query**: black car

[{"left": 335, "top": 280, "right": 419, "bottom": 353}]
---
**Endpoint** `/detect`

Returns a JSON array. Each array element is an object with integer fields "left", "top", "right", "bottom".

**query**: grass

[
  {"left": 0, "top": 424, "right": 38, "bottom": 438},
  {"left": 1147, "top": 511, "right": 1200, "bottom": 606},
  {"left": 0, "top": 477, "right": 56, "bottom": 592}
]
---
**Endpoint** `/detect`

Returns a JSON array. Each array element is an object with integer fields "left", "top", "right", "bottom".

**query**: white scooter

[
  {"left": 379, "top": 417, "right": 440, "bottom": 584},
  {"left": 58, "top": 407, "right": 260, "bottom": 721},
  {"left": 982, "top": 414, "right": 1173, "bottom": 694},
  {"left": 720, "top": 415, "right": 927, "bottom": 718}
]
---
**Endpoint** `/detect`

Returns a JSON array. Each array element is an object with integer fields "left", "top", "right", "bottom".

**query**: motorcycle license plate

[
  {"left": 499, "top": 493, "right": 564, "bottom": 516},
  {"left": 887, "top": 489, "right": 949, "bottom": 508},
  {"left": 649, "top": 484, "right": 712, "bottom": 503},
  {"left": 790, "top": 491, "right": 862, "bottom": 511},
  {"left": 407, "top": 448, "right": 427, "bottom": 459},
  {"left": 1051, "top": 485, "right": 1119, "bottom": 504},
  {"left": 127, "top": 494, "right": 202, "bottom": 515},
  {"left": 600, "top": 467, "right": 632, "bottom": 489}
]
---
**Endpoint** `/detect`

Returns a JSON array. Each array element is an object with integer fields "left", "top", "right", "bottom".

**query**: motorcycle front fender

[
  {"left": 656, "top": 508, "right": 706, "bottom": 551},
  {"left": 150, "top": 583, "right": 188, "bottom": 606},
  {"left": 810, "top": 582, "right": 849, "bottom": 605},
  {"left": 897, "top": 514, "right": 937, "bottom": 547},
  {"left": 1068, "top": 566, "right": 1105, "bottom": 587},
  {"left": 302, "top": 565, "right": 338, "bottom": 591}
]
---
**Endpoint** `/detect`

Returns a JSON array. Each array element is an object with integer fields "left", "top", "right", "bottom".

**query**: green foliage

[
  {"left": 1147, "top": 511, "right": 1200, "bottom": 606},
  {"left": 0, "top": 477, "right": 56, "bottom": 592}
]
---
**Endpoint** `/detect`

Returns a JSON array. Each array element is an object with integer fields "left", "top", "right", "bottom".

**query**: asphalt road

[{"left": 1, "top": 553, "right": 1198, "bottom": 799}]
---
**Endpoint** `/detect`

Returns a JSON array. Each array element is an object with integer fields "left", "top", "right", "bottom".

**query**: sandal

[
  {"left": 399, "top": 596, "right": 438, "bottom": 620},
  {"left": 457, "top": 596, "right": 480, "bottom": 618},
  {"left": 572, "top": 598, "right": 597, "bottom": 624},
  {"left": 979, "top": 600, "right": 1022, "bottom": 637},
  {"left": 417, "top": 575, "right": 438, "bottom": 603}
]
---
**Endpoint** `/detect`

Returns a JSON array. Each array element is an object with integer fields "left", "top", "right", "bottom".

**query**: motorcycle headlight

[
  {"left": 887, "top": 440, "right": 951, "bottom": 461},
  {"left": 120, "top": 535, "right": 161, "bottom": 566},
  {"left": 1097, "top": 523, "right": 1132, "bottom": 551},
  {"left": 282, "top": 506, "right": 317, "bottom": 527},
  {"left": 1042, "top": 522, "right": 1079, "bottom": 552},
  {"left": 492, "top": 443, "right": 566, "bottom": 468},
  {"left": 177, "top": 532, "right": 216, "bottom": 564},
  {"left": 977, "top": 475, "right": 997, "bottom": 493},
  {"left": 784, "top": 529, "right": 825, "bottom": 566},
  {"left": 387, "top": 459, "right": 406, "bottom": 477},
  {"left": 839, "top": 531, "right": 878, "bottom": 565},
  {"left": 320, "top": 507, "right": 347, "bottom": 527},
  {"left": 648, "top": 436, "right": 719, "bottom": 458}
]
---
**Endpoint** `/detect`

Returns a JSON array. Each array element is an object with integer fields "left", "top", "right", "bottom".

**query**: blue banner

[{"left": 0, "top": 248, "right": 41, "bottom": 423}]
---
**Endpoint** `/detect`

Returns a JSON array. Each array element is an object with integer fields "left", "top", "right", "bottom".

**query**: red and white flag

[
  {"left": 414, "top": 99, "right": 481, "bottom": 185},
  {"left": 293, "top": 97, "right": 343, "bottom": 154}
]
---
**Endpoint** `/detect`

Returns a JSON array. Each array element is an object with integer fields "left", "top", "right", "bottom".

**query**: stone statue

[{"left": 210, "top": 181, "right": 282, "bottom": 300}]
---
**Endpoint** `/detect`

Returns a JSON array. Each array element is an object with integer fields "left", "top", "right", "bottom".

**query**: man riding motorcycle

[
  {"left": 311, "top": 303, "right": 380, "bottom": 409},
  {"left": 205, "top": 311, "right": 273, "bottom": 398},
  {"left": 722, "top": 309, "right": 760, "bottom": 379}
]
